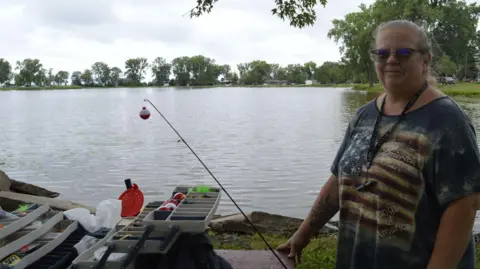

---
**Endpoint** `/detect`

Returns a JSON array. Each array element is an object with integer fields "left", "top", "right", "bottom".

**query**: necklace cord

[{"left": 359, "top": 81, "right": 428, "bottom": 191}]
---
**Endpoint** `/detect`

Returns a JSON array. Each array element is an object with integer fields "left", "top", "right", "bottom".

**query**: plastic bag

[
  {"left": 64, "top": 199, "right": 122, "bottom": 233},
  {"left": 74, "top": 235, "right": 100, "bottom": 254}
]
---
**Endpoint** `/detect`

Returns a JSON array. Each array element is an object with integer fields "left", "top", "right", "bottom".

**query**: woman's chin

[{"left": 383, "top": 76, "right": 406, "bottom": 89}]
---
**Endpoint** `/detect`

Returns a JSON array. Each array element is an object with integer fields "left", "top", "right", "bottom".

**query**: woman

[{"left": 277, "top": 20, "right": 480, "bottom": 269}]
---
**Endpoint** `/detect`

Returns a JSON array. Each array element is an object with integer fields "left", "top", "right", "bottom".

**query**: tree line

[
  {"left": 0, "top": 0, "right": 478, "bottom": 88},
  {"left": 0, "top": 57, "right": 366, "bottom": 87}
]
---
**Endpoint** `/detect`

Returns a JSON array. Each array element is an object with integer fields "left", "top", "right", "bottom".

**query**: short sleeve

[
  {"left": 330, "top": 119, "right": 354, "bottom": 176},
  {"left": 430, "top": 117, "right": 480, "bottom": 207}
]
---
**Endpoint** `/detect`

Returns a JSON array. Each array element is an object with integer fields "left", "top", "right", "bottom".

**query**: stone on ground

[{"left": 209, "top": 211, "right": 337, "bottom": 235}]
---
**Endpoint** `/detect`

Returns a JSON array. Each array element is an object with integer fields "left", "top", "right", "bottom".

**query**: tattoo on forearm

[{"left": 309, "top": 178, "right": 339, "bottom": 231}]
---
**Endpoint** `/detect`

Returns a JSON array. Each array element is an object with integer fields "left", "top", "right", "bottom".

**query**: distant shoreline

[
  {"left": 1, "top": 82, "right": 479, "bottom": 96},
  {"left": 0, "top": 84, "right": 355, "bottom": 91}
]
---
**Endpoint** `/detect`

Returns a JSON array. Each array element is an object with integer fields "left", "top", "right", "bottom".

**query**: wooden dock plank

[{"left": 216, "top": 250, "right": 296, "bottom": 269}]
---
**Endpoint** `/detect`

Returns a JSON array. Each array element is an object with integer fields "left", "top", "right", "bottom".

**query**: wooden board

[
  {"left": 0, "top": 191, "right": 95, "bottom": 213},
  {"left": 216, "top": 250, "right": 296, "bottom": 269}
]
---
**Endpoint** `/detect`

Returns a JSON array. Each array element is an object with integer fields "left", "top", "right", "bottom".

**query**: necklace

[{"left": 356, "top": 81, "right": 429, "bottom": 192}]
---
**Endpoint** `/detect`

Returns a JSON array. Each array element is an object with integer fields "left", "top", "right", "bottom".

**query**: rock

[
  {"left": 0, "top": 170, "right": 12, "bottom": 191},
  {"left": 0, "top": 191, "right": 95, "bottom": 213},
  {"left": 9, "top": 179, "right": 60, "bottom": 198},
  {"left": 209, "top": 211, "right": 337, "bottom": 236},
  {"left": 0, "top": 170, "right": 59, "bottom": 198}
]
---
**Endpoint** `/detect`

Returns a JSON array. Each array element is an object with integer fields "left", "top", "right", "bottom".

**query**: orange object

[
  {"left": 118, "top": 183, "right": 144, "bottom": 217},
  {"left": 173, "top": 192, "right": 186, "bottom": 201}
]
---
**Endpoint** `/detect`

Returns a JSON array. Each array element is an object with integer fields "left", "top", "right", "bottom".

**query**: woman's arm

[
  {"left": 297, "top": 174, "right": 340, "bottom": 238},
  {"left": 427, "top": 194, "right": 480, "bottom": 269},
  {"left": 426, "top": 116, "right": 480, "bottom": 269}
]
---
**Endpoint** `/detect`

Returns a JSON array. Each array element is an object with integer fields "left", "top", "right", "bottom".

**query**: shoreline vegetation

[
  {"left": 208, "top": 232, "right": 480, "bottom": 269},
  {"left": 1, "top": 82, "right": 480, "bottom": 97}
]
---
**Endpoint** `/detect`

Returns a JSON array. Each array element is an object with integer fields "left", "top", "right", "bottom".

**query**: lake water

[{"left": 1, "top": 87, "right": 480, "bottom": 222}]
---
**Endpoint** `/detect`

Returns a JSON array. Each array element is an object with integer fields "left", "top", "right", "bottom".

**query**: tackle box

[
  {"left": 143, "top": 185, "right": 221, "bottom": 233},
  {"left": 69, "top": 185, "right": 221, "bottom": 269},
  {"left": 0, "top": 205, "right": 79, "bottom": 269}
]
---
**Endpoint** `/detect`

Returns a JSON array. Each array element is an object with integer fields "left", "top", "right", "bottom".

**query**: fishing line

[{"left": 142, "top": 99, "right": 289, "bottom": 269}]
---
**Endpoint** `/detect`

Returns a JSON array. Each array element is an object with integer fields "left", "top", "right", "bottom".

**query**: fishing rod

[{"left": 140, "top": 99, "right": 290, "bottom": 269}]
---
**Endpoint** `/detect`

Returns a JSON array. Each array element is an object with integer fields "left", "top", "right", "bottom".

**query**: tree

[
  {"left": 314, "top": 61, "right": 349, "bottom": 84},
  {"left": 326, "top": 0, "right": 461, "bottom": 87},
  {"left": 45, "top": 68, "right": 54, "bottom": 86},
  {"left": 171, "top": 56, "right": 191, "bottom": 86},
  {"left": 437, "top": 55, "right": 457, "bottom": 76},
  {"left": 0, "top": 59, "right": 12, "bottom": 85},
  {"left": 54, "top": 71, "right": 69, "bottom": 86},
  {"left": 285, "top": 64, "right": 307, "bottom": 84},
  {"left": 125, "top": 58, "right": 148, "bottom": 85},
  {"left": 328, "top": 4, "right": 376, "bottom": 87},
  {"left": 275, "top": 67, "right": 288, "bottom": 80},
  {"left": 219, "top": 64, "right": 231, "bottom": 81},
  {"left": 71, "top": 71, "right": 82, "bottom": 86},
  {"left": 81, "top": 69, "right": 94, "bottom": 86},
  {"left": 188, "top": 55, "right": 220, "bottom": 85},
  {"left": 429, "top": 0, "right": 453, "bottom": 8},
  {"left": 110, "top": 67, "right": 122, "bottom": 86},
  {"left": 227, "top": 72, "right": 239, "bottom": 84},
  {"left": 170, "top": 56, "right": 224, "bottom": 86},
  {"left": 303, "top": 61, "right": 317, "bottom": 80},
  {"left": 188, "top": 0, "right": 328, "bottom": 28},
  {"left": 237, "top": 61, "right": 272, "bottom": 85},
  {"left": 15, "top": 58, "right": 43, "bottom": 86},
  {"left": 431, "top": 1, "right": 480, "bottom": 79},
  {"left": 35, "top": 68, "right": 47, "bottom": 86},
  {"left": 151, "top": 57, "right": 172, "bottom": 86},
  {"left": 91, "top": 62, "right": 111, "bottom": 86}
]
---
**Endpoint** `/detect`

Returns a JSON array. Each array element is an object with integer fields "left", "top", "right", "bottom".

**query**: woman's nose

[{"left": 386, "top": 50, "right": 399, "bottom": 64}]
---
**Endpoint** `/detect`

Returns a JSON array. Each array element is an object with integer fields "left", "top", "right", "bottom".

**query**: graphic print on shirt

[{"left": 338, "top": 121, "right": 431, "bottom": 250}]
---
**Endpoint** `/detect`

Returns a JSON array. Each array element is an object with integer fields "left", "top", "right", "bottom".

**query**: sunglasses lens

[
  {"left": 372, "top": 49, "right": 390, "bottom": 62},
  {"left": 396, "top": 48, "right": 413, "bottom": 59},
  {"left": 371, "top": 48, "right": 415, "bottom": 62}
]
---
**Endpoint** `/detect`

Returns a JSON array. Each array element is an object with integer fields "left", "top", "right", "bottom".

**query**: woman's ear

[{"left": 423, "top": 53, "right": 432, "bottom": 73}]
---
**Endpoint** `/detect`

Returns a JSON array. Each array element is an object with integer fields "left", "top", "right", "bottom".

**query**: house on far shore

[
  {"left": 220, "top": 79, "right": 232, "bottom": 86},
  {"left": 305, "top": 79, "right": 318, "bottom": 85}
]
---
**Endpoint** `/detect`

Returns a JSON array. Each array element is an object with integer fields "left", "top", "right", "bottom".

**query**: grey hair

[
  {"left": 373, "top": 20, "right": 432, "bottom": 53},
  {"left": 372, "top": 20, "right": 436, "bottom": 85}
]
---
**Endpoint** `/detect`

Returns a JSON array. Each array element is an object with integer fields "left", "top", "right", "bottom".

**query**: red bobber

[
  {"left": 139, "top": 107, "right": 151, "bottom": 120},
  {"left": 165, "top": 199, "right": 179, "bottom": 206},
  {"left": 173, "top": 192, "right": 186, "bottom": 201}
]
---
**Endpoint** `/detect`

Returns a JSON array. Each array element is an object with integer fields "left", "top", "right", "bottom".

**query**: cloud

[{"left": 0, "top": 0, "right": 375, "bottom": 78}]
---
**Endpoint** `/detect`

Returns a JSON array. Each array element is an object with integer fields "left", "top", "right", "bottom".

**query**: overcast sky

[{"left": 0, "top": 0, "right": 477, "bottom": 77}]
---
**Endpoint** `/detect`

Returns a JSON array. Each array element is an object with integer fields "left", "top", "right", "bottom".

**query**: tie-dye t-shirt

[{"left": 331, "top": 95, "right": 480, "bottom": 269}]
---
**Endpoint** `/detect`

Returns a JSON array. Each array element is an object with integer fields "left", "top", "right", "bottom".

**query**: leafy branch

[{"left": 187, "top": 0, "right": 328, "bottom": 28}]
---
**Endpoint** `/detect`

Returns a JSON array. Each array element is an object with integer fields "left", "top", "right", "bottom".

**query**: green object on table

[
  {"left": 189, "top": 185, "right": 213, "bottom": 193},
  {"left": 15, "top": 204, "right": 30, "bottom": 213}
]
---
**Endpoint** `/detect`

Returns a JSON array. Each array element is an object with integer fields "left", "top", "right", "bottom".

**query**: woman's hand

[{"left": 276, "top": 229, "right": 311, "bottom": 265}]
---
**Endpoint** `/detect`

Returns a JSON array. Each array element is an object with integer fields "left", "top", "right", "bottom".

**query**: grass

[
  {"left": 209, "top": 232, "right": 480, "bottom": 269},
  {"left": 209, "top": 232, "right": 337, "bottom": 269},
  {"left": 352, "top": 82, "right": 480, "bottom": 97}
]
